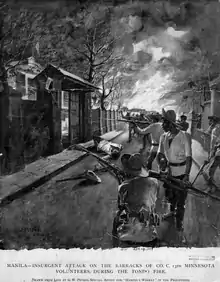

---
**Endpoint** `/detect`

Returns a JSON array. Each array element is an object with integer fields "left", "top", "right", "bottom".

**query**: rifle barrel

[
  {"left": 148, "top": 170, "right": 220, "bottom": 202},
  {"left": 117, "top": 119, "right": 150, "bottom": 124},
  {"left": 74, "top": 145, "right": 126, "bottom": 183}
]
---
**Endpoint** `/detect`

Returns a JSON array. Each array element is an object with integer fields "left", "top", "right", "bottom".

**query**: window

[
  {"left": 16, "top": 73, "right": 26, "bottom": 95},
  {"left": 17, "top": 72, "right": 37, "bottom": 101},
  {"left": 17, "top": 73, "right": 25, "bottom": 84},
  {"left": 61, "top": 91, "right": 69, "bottom": 109},
  {"left": 27, "top": 78, "right": 37, "bottom": 100}
]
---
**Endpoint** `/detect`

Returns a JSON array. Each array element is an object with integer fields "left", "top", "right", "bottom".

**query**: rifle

[
  {"left": 73, "top": 144, "right": 126, "bottom": 184},
  {"left": 72, "top": 145, "right": 220, "bottom": 202},
  {"left": 117, "top": 119, "right": 151, "bottom": 125},
  {"left": 148, "top": 170, "right": 220, "bottom": 202},
  {"left": 191, "top": 160, "right": 207, "bottom": 185}
]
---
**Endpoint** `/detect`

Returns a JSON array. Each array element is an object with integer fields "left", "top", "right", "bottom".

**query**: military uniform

[
  {"left": 113, "top": 153, "right": 162, "bottom": 246},
  {"left": 158, "top": 130, "right": 192, "bottom": 231},
  {"left": 178, "top": 114, "right": 189, "bottom": 132},
  {"left": 157, "top": 109, "right": 192, "bottom": 238},
  {"left": 135, "top": 122, "right": 164, "bottom": 169}
]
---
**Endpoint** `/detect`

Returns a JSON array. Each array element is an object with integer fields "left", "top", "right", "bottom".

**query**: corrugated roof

[
  {"left": 50, "top": 64, "right": 99, "bottom": 89},
  {"left": 209, "top": 75, "right": 220, "bottom": 87},
  {"left": 32, "top": 63, "right": 99, "bottom": 90}
]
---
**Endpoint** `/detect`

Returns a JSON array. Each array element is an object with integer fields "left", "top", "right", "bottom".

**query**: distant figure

[
  {"left": 206, "top": 116, "right": 215, "bottom": 135},
  {"left": 196, "top": 113, "right": 202, "bottom": 129},
  {"left": 206, "top": 115, "right": 220, "bottom": 193},
  {"left": 178, "top": 114, "right": 189, "bottom": 132},
  {"left": 121, "top": 111, "right": 134, "bottom": 143}
]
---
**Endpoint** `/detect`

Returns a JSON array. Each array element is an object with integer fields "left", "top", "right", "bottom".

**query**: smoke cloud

[{"left": 110, "top": 0, "right": 220, "bottom": 113}]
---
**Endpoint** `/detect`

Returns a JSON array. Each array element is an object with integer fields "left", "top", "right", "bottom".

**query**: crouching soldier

[
  {"left": 112, "top": 153, "right": 171, "bottom": 248},
  {"left": 156, "top": 108, "right": 192, "bottom": 244}
]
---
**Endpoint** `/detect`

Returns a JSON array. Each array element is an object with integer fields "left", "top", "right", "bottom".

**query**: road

[{"left": 0, "top": 130, "right": 220, "bottom": 249}]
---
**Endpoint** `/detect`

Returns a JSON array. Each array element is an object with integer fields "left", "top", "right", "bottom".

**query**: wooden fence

[
  {"left": 192, "top": 128, "right": 211, "bottom": 153},
  {"left": 0, "top": 101, "right": 126, "bottom": 175},
  {"left": 91, "top": 108, "right": 126, "bottom": 136}
]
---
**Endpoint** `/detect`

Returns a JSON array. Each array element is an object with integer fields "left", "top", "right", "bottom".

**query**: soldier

[
  {"left": 113, "top": 153, "right": 161, "bottom": 247},
  {"left": 178, "top": 113, "right": 189, "bottom": 132},
  {"left": 121, "top": 111, "right": 134, "bottom": 143},
  {"left": 133, "top": 115, "right": 164, "bottom": 170},
  {"left": 206, "top": 115, "right": 220, "bottom": 193},
  {"left": 156, "top": 108, "right": 192, "bottom": 243},
  {"left": 206, "top": 116, "right": 215, "bottom": 134},
  {"left": 93, "top": 135, "right": 123, "bottom": 160},
  {"left": 138, "top": 113, "right": 151, "bottom": 150}
]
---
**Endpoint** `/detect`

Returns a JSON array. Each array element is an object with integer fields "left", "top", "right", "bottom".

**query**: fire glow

[
  {"left": 126, "top": 71, "right": 176, "bottom": 111},
  {"left": 124, "top": 26, "right": 190, "bottom": 111}
]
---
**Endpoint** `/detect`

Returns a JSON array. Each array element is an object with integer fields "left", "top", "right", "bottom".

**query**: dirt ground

[{"left": 0, "top": 131, "right": 220, "bottom": 249}]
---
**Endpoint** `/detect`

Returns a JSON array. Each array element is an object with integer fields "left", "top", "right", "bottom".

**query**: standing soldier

[
  {"left": 206, "top": 115, "right": 220, "bottom": 193},
  {"left": 134, "top": 115, "right": 164, "bottom": 170},
  {"left": 156, "top": 108, "right": 192, "bottom": 243},
  {"left": 178, "top": 113, "right": 189, "bottom": 132},
  {"left": 139, "top": 112, "right": 151, "bottom": 150},
  {"left": 121, "top": 111, "right": 134, "bottom": 143}
]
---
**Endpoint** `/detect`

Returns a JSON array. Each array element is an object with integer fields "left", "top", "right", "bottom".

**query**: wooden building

[
  {"left": 33, "top": 64, "right": 98, "bottom": 152},
  {"left": 185, "top": 75, "right": 220, "bottom": 153}
]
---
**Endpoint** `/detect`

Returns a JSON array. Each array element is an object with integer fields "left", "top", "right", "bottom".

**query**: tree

[
  {"left": 109, "top": 75, "right": 125, "bottom": 110},
  {"left": 0, "top": 1, "right": 37, "bottom": 173},
  {"left": 65, "top": 5, "right": 119, "bottom": 83},
  {"left": 91, "top": 68, "right": 123, "bottom": 134},
  {"left": 96, "top": 69, "right": 122, "bottom": 110},
  {"left": 25, "top": 3, "right": 119, "bottom": 81}
]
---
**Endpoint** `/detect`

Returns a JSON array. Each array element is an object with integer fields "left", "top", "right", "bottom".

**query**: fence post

[
  {"left": 102, "top": 109, "right": 106, "bottom": 134},
  {"left": 113, "top": 110, "right": 116, "bottom": 130},
  {"left": 104, "top": 110, "right": 107, "bottom": 133},
  {"left": 98, "top": 108, "right": 102, "bottom": 135},
  {"left": 110, "top": 110, "right": 113, "bottom": 131},
  {"left": 106, "top": 110, "right": 109, "bottom": 132},
  {"left": 51, "top": 88, "right": 62, "bottom": 154}
]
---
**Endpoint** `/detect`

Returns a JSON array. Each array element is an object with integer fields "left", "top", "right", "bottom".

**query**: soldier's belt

[{"left": 169, "top": 161, "right": 186, "bottom": 167}]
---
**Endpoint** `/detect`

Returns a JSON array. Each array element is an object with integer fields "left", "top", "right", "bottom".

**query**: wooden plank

[
  {"left": 0, "top": 130, "right": 124, "bottom": 207},
  {"left": 0, "top": 150, "right": 87, "bottom": 206}
]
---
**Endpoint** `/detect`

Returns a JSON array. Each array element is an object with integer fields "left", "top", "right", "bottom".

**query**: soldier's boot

[
  {"left": 177, "top": 229, "right": 186, "bottom": 244},
  {"left": 175, "top": 218, "right": 186, "bottom": 244}
]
